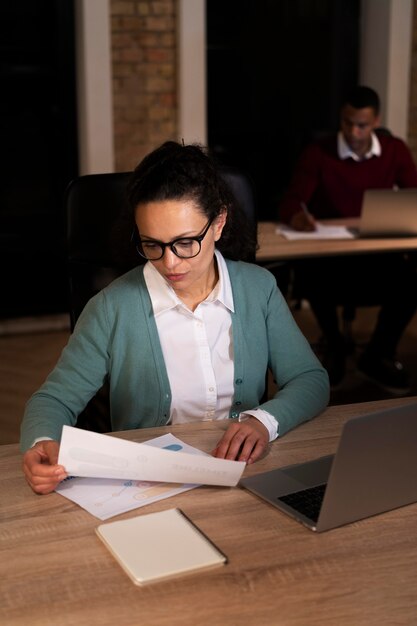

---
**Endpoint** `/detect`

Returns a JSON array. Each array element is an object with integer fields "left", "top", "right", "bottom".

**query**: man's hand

[
  {"left": 22, "top": 440, "right": 67, "bottom": 495},
  {"left": 290, "top": 209, "right": 316, "bottom": 231},
  {"left": 212, "top": 417, "right": 269, "bottom": 464}
]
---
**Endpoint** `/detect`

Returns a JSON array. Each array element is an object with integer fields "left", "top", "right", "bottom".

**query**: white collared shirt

[
  {"left": 337, "top": 131, "right": 381, "bottom": 162},
  {"left": 144, "top": 250, "right": 278, "bottom": 441}
]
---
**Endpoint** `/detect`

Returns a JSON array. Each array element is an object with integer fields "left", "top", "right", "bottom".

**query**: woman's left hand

[{"left": 212, "top": 417, "right": 269, "bottom": 464}]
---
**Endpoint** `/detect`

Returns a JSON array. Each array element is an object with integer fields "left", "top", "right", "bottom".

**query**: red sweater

[{"left": 279, "top": 133, "right": 417, "bottom": 222}]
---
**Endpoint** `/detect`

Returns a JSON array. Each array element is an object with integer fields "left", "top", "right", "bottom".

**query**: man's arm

[{"left": 278, "top": 143, "right": 322, "bottom": 228}]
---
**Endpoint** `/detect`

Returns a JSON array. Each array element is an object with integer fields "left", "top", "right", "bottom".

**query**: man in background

[{"left": 279, "top": 85, "right": 417, "bottom": 392}]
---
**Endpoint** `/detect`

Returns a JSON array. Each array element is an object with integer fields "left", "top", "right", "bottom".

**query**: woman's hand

[
  {"left": 212, "top": 417, "right": 269, "bottom": 464},
  {"left": 22, "top": 440, "right": 67, "bottom": 495}
]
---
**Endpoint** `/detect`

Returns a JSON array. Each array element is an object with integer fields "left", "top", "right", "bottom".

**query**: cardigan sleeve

[
  {"left": 20, "top": 291, "right": 111, "bottom": 452},
  {"left": 255, "top": 275, "right": 330, "bottom": 435},
  {"left": 228, "top": 261, "right": 330, "bottom": 437}
]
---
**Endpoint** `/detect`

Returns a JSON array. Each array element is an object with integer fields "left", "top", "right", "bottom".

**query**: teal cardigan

[{"left": 20, "top": 259, "right": 329, "bottom": 451}]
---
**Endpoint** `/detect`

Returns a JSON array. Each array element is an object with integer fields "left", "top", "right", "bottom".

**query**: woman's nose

[{"left": 162, "top": 247, "right": 181, "bottom": 269}]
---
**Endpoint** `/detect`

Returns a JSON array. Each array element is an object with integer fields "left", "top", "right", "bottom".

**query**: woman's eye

[
  {"left": 142, "top": 242, "right": 158, "bottom": 250},
  {"left": 176, "top": 239, "right": 194, "bottom": 248}
]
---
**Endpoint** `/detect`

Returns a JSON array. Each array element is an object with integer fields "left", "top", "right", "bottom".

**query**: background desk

[
  {"left": 2, "top": 397, "right": 417, "bottom": 626},
  {"left": 257, "top": 219, "right": 417, "bottom": 262}
]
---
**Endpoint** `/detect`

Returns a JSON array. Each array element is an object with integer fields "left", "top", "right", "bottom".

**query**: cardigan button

[
  {"left": 235, "top": 378, "right": 243, "bottom": 384},
  {"left": 231, "top": 411, "right": 239, "bottom": 418}
]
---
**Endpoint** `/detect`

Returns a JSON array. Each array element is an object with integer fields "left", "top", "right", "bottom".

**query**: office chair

[
  {"left": 64, "top": 165, "right": 260, "bottom": 430},
  {"left": 65, "top": 171, "right": 139, "bottom": 330},
  {"left": 217, "top": 163, "right": 290, "bottom": 292}
]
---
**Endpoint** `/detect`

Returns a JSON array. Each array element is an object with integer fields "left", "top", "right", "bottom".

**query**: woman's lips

[{"left": 165, "top": 273, "right": 186, "bottom": 282}]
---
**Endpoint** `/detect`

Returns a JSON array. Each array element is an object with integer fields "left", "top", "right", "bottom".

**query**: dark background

[
  {"left": 0, "top": 0, "right": 77, "bottom": 318},
  {"left": 207, "top": 0, "right": 360, "bottom": 220},
  {"left": 0, "top": 0, "right": 359, "bottom": 318}
]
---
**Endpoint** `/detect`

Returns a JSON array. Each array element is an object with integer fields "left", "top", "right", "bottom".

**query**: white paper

[
  {"left": 56, "top": 434, "right": 205, "bottom": 519},
  {"left": 58, "top": 425, "right": 245, "bottom": 487},
  {"left": 276, "top": 223, "right": 355, "bottom": 240}
]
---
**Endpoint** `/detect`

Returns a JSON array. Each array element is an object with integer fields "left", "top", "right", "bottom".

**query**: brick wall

[{"left": 110, "top": 0, "right": 177, "bottom": 172}]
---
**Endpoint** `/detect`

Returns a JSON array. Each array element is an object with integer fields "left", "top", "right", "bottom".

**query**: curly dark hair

[{"left": 125, "top": 141, "right": 257, "bottom": 262}]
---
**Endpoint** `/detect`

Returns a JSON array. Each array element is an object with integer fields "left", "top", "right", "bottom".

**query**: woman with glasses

[{"left": 21, "top": 141, "right": 329, "bottom": 494}]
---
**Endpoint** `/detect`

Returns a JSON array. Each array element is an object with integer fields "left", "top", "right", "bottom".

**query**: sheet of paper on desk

[
  {"left": 276, "top": 223, "right": 355, "bottom": 240},
  {"left": 56, "top": 433, "right": 207, "bottom": 519},
  {"left": 58, "top": 425, "right": 245, "bottom": 486}
]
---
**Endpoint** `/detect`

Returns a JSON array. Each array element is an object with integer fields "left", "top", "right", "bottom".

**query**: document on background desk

[{"left": 276, "top": 223, "right": 355, "bottom": 240}]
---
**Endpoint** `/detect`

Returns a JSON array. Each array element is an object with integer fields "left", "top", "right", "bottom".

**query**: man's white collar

[{"left": 337, "top": 131, "right": 381, "bottom": 161}]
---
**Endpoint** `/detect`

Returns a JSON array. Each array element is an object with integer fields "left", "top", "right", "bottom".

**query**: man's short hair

[{"left": 343, "top": 86, "right": 380, "bottom": 115}]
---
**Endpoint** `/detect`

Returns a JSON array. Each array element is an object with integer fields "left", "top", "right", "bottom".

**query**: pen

[
  {"left": 300, "top": 201, "right": 310, "bottom": 216},
  {"left": 300, "top": 201, "right": 316, "bottom": 230}
]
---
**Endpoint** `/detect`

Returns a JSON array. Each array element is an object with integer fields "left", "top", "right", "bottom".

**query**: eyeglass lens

[
  {"left": 140, "top": 238, "right": 201, "bottom": 260},
  {"left": 137, "top": 217, "right": 213, "bottom": 260}
]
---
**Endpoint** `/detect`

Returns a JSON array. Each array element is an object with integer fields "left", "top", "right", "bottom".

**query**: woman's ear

[{"left": 214, "top": 209, "right": 227, "bottom": 241}]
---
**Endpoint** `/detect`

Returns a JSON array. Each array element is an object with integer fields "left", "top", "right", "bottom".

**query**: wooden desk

[
  {"left": 2, "top": 397, "right": 417, "bottom": 626},
  {"left": 257, "top": 219, "right": 417, "bottom": 262}
]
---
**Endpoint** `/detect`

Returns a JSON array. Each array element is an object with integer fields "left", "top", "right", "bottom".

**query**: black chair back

[
  {"left": 65, "top": 171, "right": 139, "bottom": 329},
  {"left": 219, "top": 164, "right": 257, "bottom": 225}
]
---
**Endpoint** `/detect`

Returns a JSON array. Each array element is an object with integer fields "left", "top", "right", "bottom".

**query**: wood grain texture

[
  {"left": 257, "top": 219, "right": 417, "bottom": 261},
  {"left": 0, "top": 330, "right": 69, "bottom": 445},
  {"left": 1, "top": 397, "right": 417, "bottom": 626}
]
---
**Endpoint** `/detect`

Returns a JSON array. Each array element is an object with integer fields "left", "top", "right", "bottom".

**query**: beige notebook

[{"left": 96, "top": 508, "right": 227, "bottom": 585}]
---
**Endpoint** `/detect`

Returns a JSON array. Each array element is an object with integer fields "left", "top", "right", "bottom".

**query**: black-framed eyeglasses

[{"left": 135, "top": 217, "right": 214, "bottom": 261}]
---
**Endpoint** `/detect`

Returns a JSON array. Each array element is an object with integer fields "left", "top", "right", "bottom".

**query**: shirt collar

[
  {"left": 337, "top": 130, "right": 381, "bottom": 161},
  {"left": 143, "top": 249, "right": 235, "bottom": 316}
]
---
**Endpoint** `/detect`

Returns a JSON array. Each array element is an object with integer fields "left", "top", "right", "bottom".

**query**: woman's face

[{"left": 134, "top": 198, "right": 226, "bottom": 300}]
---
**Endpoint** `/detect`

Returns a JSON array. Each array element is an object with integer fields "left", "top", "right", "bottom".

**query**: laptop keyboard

[{"left": 278, "top": 483, "right": 327, "bottom": 523}]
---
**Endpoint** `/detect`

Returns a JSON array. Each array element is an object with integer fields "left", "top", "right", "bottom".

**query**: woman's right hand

[{"left": 22, "top": 440, "right": 67, "bottom": 494}]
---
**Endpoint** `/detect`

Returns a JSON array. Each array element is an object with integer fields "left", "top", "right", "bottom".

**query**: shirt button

[{"left": 209, "top": 387, "right": 214, "bottom": 392}]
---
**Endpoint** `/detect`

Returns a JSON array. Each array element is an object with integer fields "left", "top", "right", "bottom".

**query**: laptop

[
  {"left": 355, "top": 188, "right": 417, "bottom": 237},
  {"left": 240, "top": 402, "right": 417, "bottom": 532}
]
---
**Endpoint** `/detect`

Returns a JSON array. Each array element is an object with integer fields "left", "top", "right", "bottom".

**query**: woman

[{"left": 21, "top": 141, "right": 329, "bottom": 494}]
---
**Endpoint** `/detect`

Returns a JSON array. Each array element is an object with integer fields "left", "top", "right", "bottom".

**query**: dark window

[
  {"left": 0, "top": 0, "right": 78, "bottom": 317},
  {"left": 207, "top": 0, "right": 360, "bottom": 220}
]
